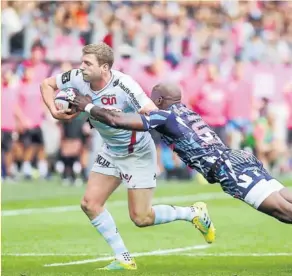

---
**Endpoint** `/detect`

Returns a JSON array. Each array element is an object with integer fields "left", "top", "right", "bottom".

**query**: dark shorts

[
  {"left": 19, "top": 127, "right": 44, "bottom": 148},
  {"left": 288, "top": 128, "right": 292, "bottom": 146},
  {"left": 209, "top": 149, "right": 283, "bottom": 208},
  {"left": 1, "top": 131, "right": 13, "bottom": 152},
  {"left": 62, "top": 118, "right": 84, "bottom": 140}
]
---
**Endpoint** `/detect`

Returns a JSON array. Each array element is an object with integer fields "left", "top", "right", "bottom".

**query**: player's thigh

[
  {"left": 83, "top": 171, "right": 121, "bottom": 207},
  {"left": 220, "top": 165, "right": 284, "bottom": 210},
  {"left": 244, "top": 178, "right": 285, "bottom": 210},
  {"left": 84, "top": 149, "right": 121, "bottom": 205},
  {"left": 117, "top": 141, "right": 157, "bottom": 190},
  {"left": 257, "top": 186, "right": 290, "bottom": 217},
  {"left": 116, "top": 141, "right": 157, "bottom": 214}
]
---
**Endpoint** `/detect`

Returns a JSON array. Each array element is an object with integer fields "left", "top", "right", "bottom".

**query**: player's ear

[
  {"left": 101, "top": 63, "right": 109, "bottom": 71},
  {"left": 157, "top": 96, "right": 163, "bottom": 105}
]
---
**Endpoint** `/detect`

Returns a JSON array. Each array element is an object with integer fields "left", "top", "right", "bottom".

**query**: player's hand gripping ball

[{"left": 54, "top": 87, "right": 79, "bottom": 114}]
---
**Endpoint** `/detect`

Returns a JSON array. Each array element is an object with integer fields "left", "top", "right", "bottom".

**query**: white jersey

[{"left": 56, "top": 69, "right": 153, "bottom": 156}]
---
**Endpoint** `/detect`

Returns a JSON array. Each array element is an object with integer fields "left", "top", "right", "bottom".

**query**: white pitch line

[
  {"left": 178, "top": 252, "right": 292, "bottom": 257},
  {"left": 2, "top": 192, "right": 229, "bottom": 217},
  {"left": 44, "top": 245, "right": 209, "bottom": 267},
  {"left": 2, "top": 253, "right": 107, "bottom": 257}
]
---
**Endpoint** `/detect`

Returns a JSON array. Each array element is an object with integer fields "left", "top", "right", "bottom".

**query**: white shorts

[
  {"left": 91, "top": 140, "right": 157, "bottom": 189},
  {"left": 244, "top": 179, "right": 284, "bottom": 209}
]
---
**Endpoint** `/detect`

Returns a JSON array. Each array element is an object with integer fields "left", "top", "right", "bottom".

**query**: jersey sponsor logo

[
  {"left": 101, "top": 96, "right": 117, "bottom": 105},
  {"left": 95, "top": 154, "right": 110, "bottom": 167},
  {"left": 119, "top": 172, "right": 132, "bottom": 183},
  {"left": 61, "top": 70, "right": 71, "bottom": 84},
  {"left": 113, "top": 79, "right": 119, "bottom": 87},
  {"left": 119, "top": 81, "right": 141, "bottom": 109}
]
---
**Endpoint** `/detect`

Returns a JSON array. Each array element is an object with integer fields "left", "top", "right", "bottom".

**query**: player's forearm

[
  {"left": 40, "top": 78, "right": 57, "bottom": 112},
  {"left": 85, "top": 104, "right": 147, "bottom": 131}
]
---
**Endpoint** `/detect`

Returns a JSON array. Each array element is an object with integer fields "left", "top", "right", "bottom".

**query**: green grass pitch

[{"left": 2, "top": 178, "right": 292, "bottom": 275}]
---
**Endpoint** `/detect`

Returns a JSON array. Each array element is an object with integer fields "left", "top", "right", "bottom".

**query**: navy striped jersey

[{"left": 141, "top": 103, "right": 228, "bottom": 178}]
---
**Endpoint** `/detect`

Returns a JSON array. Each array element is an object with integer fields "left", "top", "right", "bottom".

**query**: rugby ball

[{"left": 54, "top": 87, "right": 78, "bottom": 111}]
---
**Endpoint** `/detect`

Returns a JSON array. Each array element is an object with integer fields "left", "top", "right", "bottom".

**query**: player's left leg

[
  {"left": 32, "top": 127, "right": 48, "bottom": 179},
  {"left": 257, "top": 185, "right": 292, "bottom": 224},
  {"left": 127, "top": 188, "right": 215, "bottom": 243},
  {"left": 118, "top": 140, "right": 215, "bottom": 243},
  {"left": 1, "top": 131, "right": 14, "bottom": 179},
  {"left": 217, "top": 150, "right": 292, "bottom": 224},
  {"left": 20, "top": 129, "right": 34, "bottom": 178}
]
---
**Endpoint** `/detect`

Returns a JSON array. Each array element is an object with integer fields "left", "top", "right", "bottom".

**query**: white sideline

[
  {"left": 178, "top": 252, "right": 292, "bottom": 257},
  {"left": 2, "top": 192, "right": 229, "bottom": 217},
  {"left": 44, "top": 245, "right": 210, "bottom": 267},
  {"left": 2, "top": 253, "right": 107, "bottom": 256}
]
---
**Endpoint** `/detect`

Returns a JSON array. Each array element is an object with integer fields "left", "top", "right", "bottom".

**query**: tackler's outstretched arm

[
  {"left": 86, "top": 105, "right": 149, "bottom": 131},
  {"left": 68, "top": 92, "right": 150, "bottom": 131}
]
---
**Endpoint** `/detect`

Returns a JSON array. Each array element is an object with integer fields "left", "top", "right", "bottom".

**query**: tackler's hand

[{"left": 67, "top": 93, "right": 92, "bottom": 112}]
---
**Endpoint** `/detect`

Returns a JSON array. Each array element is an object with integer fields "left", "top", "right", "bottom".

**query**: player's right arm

[{"left": 40, "top": 69, "right": 80, "bottom": 120}]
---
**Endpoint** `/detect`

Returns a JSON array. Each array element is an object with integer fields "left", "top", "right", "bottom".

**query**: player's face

[
  {"left": 80, "top": 54, "right": 103, "bottom": 82},
  {"left": 150, "top": 88, "right": 163, "bottom": 108}
]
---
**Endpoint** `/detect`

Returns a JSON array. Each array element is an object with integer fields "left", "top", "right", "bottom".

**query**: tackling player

[
  {"left": 40, "top": 43, "right": 215, "bottom": 271},
  {"left": 69, "top": 82, "right": 292, "bottom": 225}
]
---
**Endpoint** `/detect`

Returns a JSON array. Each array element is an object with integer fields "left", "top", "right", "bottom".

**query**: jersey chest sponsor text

[{"left": 101, "top": 96, "right": 117, "bottom": 105}]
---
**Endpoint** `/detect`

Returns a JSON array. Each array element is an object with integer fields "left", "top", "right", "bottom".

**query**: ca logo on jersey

[{"left": 101, "top": 96, "right": 117, "bottom": 105}]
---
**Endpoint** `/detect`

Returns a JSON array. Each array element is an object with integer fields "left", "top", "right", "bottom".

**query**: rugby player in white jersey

[{"left": 40, "top": 43, "right": 215, "bottom": 270}]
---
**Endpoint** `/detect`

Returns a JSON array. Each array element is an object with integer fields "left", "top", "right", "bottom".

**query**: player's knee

[
  {"left": 80, "top": 197, "right": 103, "bottom": 216},
  {"left": 129, "top": 210, "right": 153, "bottom": 227}
]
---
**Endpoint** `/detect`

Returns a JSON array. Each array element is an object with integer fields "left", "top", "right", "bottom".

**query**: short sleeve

[
  {"left": 140, "top": 110, "right": 172, "bottom": 130},
  {"left": 56, "top": 69, "right": 82, "bottom": 90}
]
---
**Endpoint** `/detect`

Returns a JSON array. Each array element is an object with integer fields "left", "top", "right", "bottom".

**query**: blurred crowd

[{"left": 2, "top": 1, "right": 292, "bottom": 184}]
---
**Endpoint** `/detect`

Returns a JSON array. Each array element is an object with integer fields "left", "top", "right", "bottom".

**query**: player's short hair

[{"left": 82, "top": 43, "right": 114, "bottom": 69}]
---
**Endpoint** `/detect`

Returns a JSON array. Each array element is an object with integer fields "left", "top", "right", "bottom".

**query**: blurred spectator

[
  {"left": 284, "top": 82, "right": 292, "bottom": 170},
  {"left": 181, "top": 59, "right": 207, "bottom": 106},
  {"left": 226, "top": 60, "right": 254, "bottom": 149},
  {"left": 190, "top": 64, "right": 228, "bottom": 143},
  {"left": 1, "top": 1, "right": 24, "bottom": 56},
  {"left": 253, "top": 99, "right": 277, "bottom": 171},
  {"left": 134, "top": 58, "right": 167, "bottom": 96},
  {"left": 17, "top": 66, "right": 48, "bottom": 179},
  {"left": 1, "top": 70, "right": 20, "bottom": 180},
  {"left": 2, "top": 0, "right": 292, "bottom": 64},
  {"left": 16, "top": 41, "right": 49, "bottom": 81}
]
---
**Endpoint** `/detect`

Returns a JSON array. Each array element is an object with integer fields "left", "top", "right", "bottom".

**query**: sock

[
  {"left": 22, "top": 161, "right": 32, "bottom": 177},
  {"left": 153, "top": 205, "right": 198, "bottom": 225},
  {"left": 72, "top": 160, "right": 82, "bottom": 175},
  {"left": 38, "top": 160, "right": 48, "bottom": 178},
  {"left": 10, "top": 163, "right": 18, "bottom": 176},
  {"left": 91, "top": 209, "right": 132, "bottom": 263},
  {"left": 62, "top": 157, "right": 72, "bottom": 180},
  {"left": 55, "top": 161, "right": 65, "bottom": 174}
]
